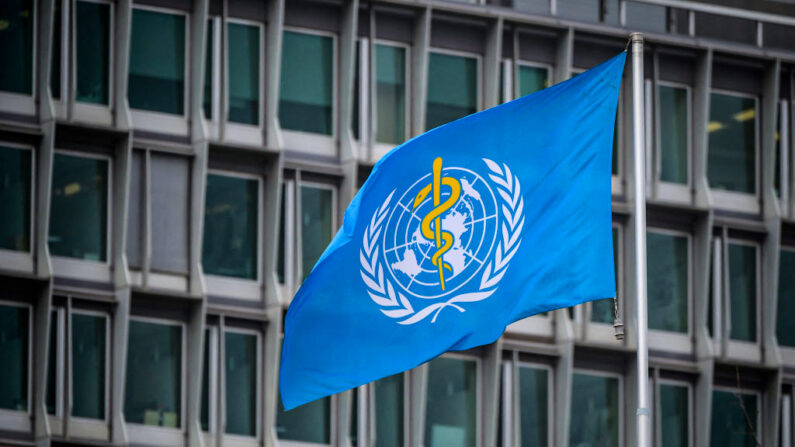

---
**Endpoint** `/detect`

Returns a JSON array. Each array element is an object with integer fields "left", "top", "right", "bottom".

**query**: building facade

[{"left": 0, "top": 0, "right": 794, "bottom": 446}]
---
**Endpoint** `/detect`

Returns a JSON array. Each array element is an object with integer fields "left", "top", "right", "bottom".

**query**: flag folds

[{"left": 280, "top": 52, "right": 626, "bottom": 409}]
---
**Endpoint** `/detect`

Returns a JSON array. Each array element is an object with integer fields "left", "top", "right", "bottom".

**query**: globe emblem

[{"left": 381, "top": 159, "right": 499, "bottom": 300}]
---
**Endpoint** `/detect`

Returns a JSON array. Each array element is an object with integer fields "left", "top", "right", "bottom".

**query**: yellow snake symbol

[{"left": 413, "top": 157, "right": 461, "bottom": 291}]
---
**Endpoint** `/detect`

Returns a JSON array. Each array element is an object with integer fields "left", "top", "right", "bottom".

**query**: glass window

[
  {"left": 728, "top": 243, "right": 757, "bottom": 342},
  {"left": 696, "top": 12, "right": 756, "bottom": 45},
  {"left": 276, "top": 395, "right": 331, "bottom": 443},
  {"left": 0, "top": 145, "right": 31, "bottom": 252},
  {"left": 279, "top": 31, "right": 334, "bottom": 135},
  {"left": 557, "top": 0, "right": 600, "bottom": 22},
  {"left": 374, "top": 373, "right": 404, "bottom": 447},
  {"left": 592, "top": 227, "right": 619, "bottom": 323},
  {"left": 46, "top": 311, "right": 58, "bottom": 415},
  {"left": 0, "top": 304, "right": 28, "bottom": 412},
  {"left": 200, "top": 329, "right": 211, "bottom": 431},
  {"left": 277, "top": 185, "right": 286, "bottom": 283},
  {"left": 425, "top": 357, "right": 478, "bottom": 447},
  {"left": 128, "top": 9, "right": 186, "bottom": 115},
  {"left": 0, "top": 0, "right": 34, "bottom": 95},
  {"left": 517, "top": 65, "right": 548, "bottom": 97},
  {"left": 711, "top": 390, "right": 759, "bottom": 447},
  {"left": 49, "top": 153, "right": 109, "bottom": 262},
  {"left": 225, "top": 331, "right": 257, "bottom": 436},
  {"left": 150, "top": 154, "right": 190, "bottom": 274},
  {"left": 72, "top": 313, "right": 106, "bottom": 419},
  {"left": 228, "top": 22, "right": 260, "bottom": 125},
  {"left": 647, "top": 232, "right": 689, "bottom": 333},
  {"left": 707, "top": 93, "right": 756, "bottom": 194},
  {"left": 51, "top": 0, "right": 62, "bottom": 99},
  {"left": 124, "top": 320, "right": 182, "bottom": 428},
  {"left": 202, "top": 174, "right": 259, "bottom": 279},
  {"left": 375, "top": 44, "right": 407, "bottom": 145},
  {"left": 300, "top": 185, "right": 333, "bottom": 280},
  {"left": 569, "top": 372, "right": 620, "bottom": 447},
  {"left": 426, "top": 52, "right": 478, "bottom": 131},
  {"left": 75, "top": 1, "right": 110, "bottom": 105},
  {"left": 625, "top": 1, "right": 667, "bottom": 33},
  {"left": 203, "top": 19, "right": 213, "bottom": 120},
  {"left": 511, "top": 0, "right": 550, "bottom": 16},
  {"left": 519, "top": 366, "right": 548, "bottom": 447},
  {"left": 660, "top": 383, "right": 689, "bottom": 447},
  {"left": 777, "top": 250, "right": 795, "bottom": 347},
  {"left": 659, "top": 85, "right": 689, "bottom": 184}
]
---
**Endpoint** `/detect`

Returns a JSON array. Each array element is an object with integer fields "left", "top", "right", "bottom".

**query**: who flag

[{"left": 280, "top": 52, "right": 626, "bottom": 409}]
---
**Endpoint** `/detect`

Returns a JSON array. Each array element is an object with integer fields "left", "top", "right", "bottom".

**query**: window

[
  {"left": 300, "top": 184, "right": 334, "bottom": 281},
  {"left": 658, "top": 85, "right": 689, "bottom": 185},
  {"left": 0, "top": 303, "right": 29, "bottom": 412},
  {"left": 202, "top": 173, "right": 259, "bottom": 280},
  {"left": 71, "top": 312, "right": 107, "bottom": 420},
  {"left": 275, "top": 394, "right": 331, "bottom": 443},
  {"left": 129, "top": 8, "right": 186, "bottom": 115},
  {"left": 75, "top": 1, "right": 110, "bottom": 105},
  {"left": 778, "top": 249, "right": 795, "bottom": 347},
  {"left": 149, "top": 153, "right": 190, "bottom": 274},
  {"left": 711, "top": 389, "right": 760, "bottom": 446},
  {"left": 375, "top": 43, "right": 407, "bottom": 145},
  {"left": 0, "top": 0, "right": 34, "bottom": 95},
  {"left": 647, "top": 231, "right": 689, "bottom": 333},
  {"left": 46, "top": 310, "right": 60, "bottom": 415},
  {"left": 426, "top": 52, "right": 478, "bottom": 131},
  {"left": 49, "top": 152, "right": 109, "bottom": 262},
  {"left": 569, "top": 372, "right": 620, "bottom": 447},
  {"left": 124, "top": 319, "right": 183, "bottom": 428},
  {"left": 728, "top": 242, "right": 757, "bottom": 342},
  {"left": 200, "top": 328, "right": 213, "bottom": 432},
  {"left": 51, "top": 0, "right": 63, "bottom": 99},
  {"left": 225, "top": 330, "right": 258, "bottom": 437},
  {"left": 425, "top": 356, "right": 478, "bottom": 447},
  {"left": 591, "top": 227, "right": 620, "bottom": 324},
  {"left": 516, "top": 64, "right": 549, "bottom": 97},
  {"left": 0, "top": 145, "right": 32, "bottom": 252},
  {"left": 518, "top": 366, "right": 549, "bottom": 446},
  {"left": 659, "top": 383, "right": 690, "bottom": 447},
  {"left": 227, "top": 22, "right": 260, "bottom": 125},
  {"left": 707, "top": 92, "right": 757, "bottom": 195},
  {"left": 373, "top": 374, "right": 404, "bottom": 447},
  {"left": 203, "top": 19, "right": 214, "bottom": 120},
  {"left": 280, "top": 30, "right": 334, "bottom": 135}
]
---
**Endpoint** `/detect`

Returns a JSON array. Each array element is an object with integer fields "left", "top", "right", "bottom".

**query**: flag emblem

[{"left": 360, "top": 157, "right": 525, "bottom": 325}]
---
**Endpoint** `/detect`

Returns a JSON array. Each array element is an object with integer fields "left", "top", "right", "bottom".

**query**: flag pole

[{"left": 629, "top": 32, "right": 651, "bottom": 447}]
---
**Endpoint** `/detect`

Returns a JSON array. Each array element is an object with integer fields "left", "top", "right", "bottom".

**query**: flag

[{"left": 280, "top": 52, "right": 625, "bottom": 409}]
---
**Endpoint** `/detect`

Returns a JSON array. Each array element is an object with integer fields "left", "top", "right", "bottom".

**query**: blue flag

[{"left": 280, "top": 52, "right": 625, "bottom": 409}]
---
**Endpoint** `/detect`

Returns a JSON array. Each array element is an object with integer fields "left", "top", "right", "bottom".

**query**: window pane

[
  {"left": 659, "top": 85, "right": 689, "bottom": 184},
  {"left": 129, "top": 9, "right": 185, "bottom": 115},
  {"left": 660, "top": 384, "right": 689, "bottom": 447},
  {"left": 277, "top": 185, "right": 286, "bottom": 283},
  {"left": 75, "top": 1, "right": 110, "bottom": 105},
  {"left": 124, "top": 320, "right": 182, "bottom": 428},
  {"left": 49, "top": 153, "right": 108, "bottom": 261},
  {"left": 569, "top": 373, "right": 619, "bottom": 447},
  {"left": 0, "top": 304, "right": 28, "bottom": 411},
  {"left": 425, "top": 357, "right": 477, "bottom": 447},
  {"left": 592, "top": 228, "right": 619, "bottom": 323},
  {"left": 203, "top": 20, "right": 213, "bottom": 119},
  {"left": 707, "top": 93, "right": 756, "bottom": 194},
  {"left": 46, "top": 311, "right": 57, "bottom": 415},
  {"left": 519, "top": 366, "right": 548, "bottom": 447},
  {"left": 625, "top": 1, "right": 667, "bottom": 33},
  {"left": 647, "top": 232, "right": 689, "bottom": 333},
  {"left": 696, "top": 12, "right": 756, "bottom": 45},
  {"left": 150, "top": 154, "right": 190, "bottom": 274},
  {"left": 0, "top": 0, "right": 34, "bottom": 94},
  {"left": 374, "top": 373, "right": 404, "bottom": 447},
  {"left": 301, "top": 185, "right": 333, "bottom": 280},
  {"left": 279, "top": 31, "right": 333, "bottom": 135},
  {"left": 557, "top": 0, "right": 600, "bottom": 22},
  {"left": 51, "top": 0, "right": 62, "bottom": 99},
  {"left": 517, "top": 65, "right": 548, "bottom": 97},
  {"left": 126, "top": 151, "right": 144, "bottom": 268},
  {"left": 711, "top": 390, "right": 759, "bottom": 447},
  {"left": 225, "top": 332, "right": 257, "bottom": 436},
  {"left": 200, "top": 329, "right": 210, "bottom": 431},
  {"left": 276, "top": 395, "right": 331, "bottom": 443},
  {"left": 202, "top": 174, "right": 259, "bottom": 279},
  {"left": 228, "top": 23, "right": 260, "bottom": 125},
  {"left": 0, "top": 145, "right": 31, "bottom": 251},
  {"left": 728, "top": 243, "right": 757, "bottom": 342},
  {"left": 375, "top": 44, "right": 406, "bottom": 145},
  {"left": 777, "top": 250, "right": 795, "bottom": 347},
  {"left": 352, "top": 42, "right": 359, "bottom": 140},
  {"left": 350, "top": 387, "right": 358, "bottom": 446},
  {"left": 426, "top": 52, "right": 478, "bottom": 130},
  {"left": 72, "top": 313, "right": 106, "bottom": 419},
  {"left": 512, "top": 0, "right": 550, "bottom": 16}
]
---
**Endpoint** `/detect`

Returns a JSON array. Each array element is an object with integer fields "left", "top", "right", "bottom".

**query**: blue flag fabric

[{"left": 280, "top": 52, "right": 625, "bottom": 409}]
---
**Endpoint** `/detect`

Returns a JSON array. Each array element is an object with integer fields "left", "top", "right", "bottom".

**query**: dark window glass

[
  {"left": 659, "top": 85, "right": 689, "bottom": 184},
  {"left": 426, "top": 52, "right": 478, "bottom": 130},
  {"left": 711, "top": 390, "right": 759, "bottom": 447},
  {"left": 660, "top": 384, "right": 689, "bottom": 447},
  {"left": 352, "top": 42, "right": 360, "bottom": 140},
  {"left": 625, "top": 1, "right": 667, "bottom": 33},
  {"left": 128, "top": 9, "right": 185, "bottom": 115},
  {"left": 225, "top": 331, "right": 257, "bottom": 436},
  {"left": 375, "top": 44, "right": 407, "bottom": 145},
  {"left": 512, "top": 0, "right": 550, "bottom": 15},
  {"left": 556, "top": 0, "right": 600, "bottom": 22},
  {"left": 279, "top": 31, "right": 334, "bottom": 135},
  {"left": 124, "top": 320, "right": 182, "bottom": 428},
  {"left": 696, "top": 12, "right": 756, "bottom": 45},
  {"left": 300, "top": 185, "right": 333, "bottom": 280},
  {"left": 51, "top": 0, "right": 62, "bottom": 99},
  {"left": 276, "top": 394, "right": 331, "bottom": 443},
  {"left": 777, "top": 250, "right": 795, "bottom": 347},
  {"left": 764, "top": 23, "right": 795, "bottom": 52},
  {"left": 519, "top": 366, "right": 548, "bottom": 446},
  {"left": 425, "top": 357, "right": 477, "bottom": 447},
  {"left": 76, "top": 1, "right": 110, "bottom": 105},
  {"left": 707, "top": 93, "right": 756, "bottom": 194},
  {"left": 728, "top": 243, "right": 757, "bottom": 342},
  {"left": 228, "top": 22, "right": 260, "bottom": 125},
  {"left": 46, "top": 311, "right": 58, "bottom": 415},
  {"left": 517, "top": 65, "right": 548, "bottom": 97},
  {"left": 200, "top": 328, "right": 210, "bottom": 431},
  {"left": 203, "top": 20, "right": 213, "bottom": 120},
  {"left": 277, "top": 185, "right": 286, "bottom": 283},
  {"left": 0, "top": 145, "right": 31, "bottom": 252},
  {"left": 569, "top": 373, "right": 619, "bottom": 447},
  {"left": 0, "top": 0, "right": 34, "bottom": 94},
  {"left": 49, "top": 153, "right": 108, "bottom": 261},
  {"left": 0, "top": 304, "right": 28, "bottom": 412},
  {"left": 374, "top": 374, "right": 404, "bottom": 447},
  {"left": 647, "top": 232, "right": 689, "bottom": 333},
  {"left": 775, "top": 109, "right": 781, "bottom": 197},
  {"left": 72, "top": 313, "right": 106, "bottom": 419},
  {"left": 202, "top": 174, "right": 259, "bottom": 279}
]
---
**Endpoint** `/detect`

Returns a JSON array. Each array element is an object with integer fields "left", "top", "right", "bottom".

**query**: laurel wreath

[{"left": 360, "top": 158, "right": 525, "bottom": 325}]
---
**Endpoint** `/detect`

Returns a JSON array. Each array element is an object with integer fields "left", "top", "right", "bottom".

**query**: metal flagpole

[{"left": 630, "top": 32, "right": 651, "bottom": 447}]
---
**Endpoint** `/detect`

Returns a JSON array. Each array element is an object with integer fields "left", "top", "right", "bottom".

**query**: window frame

[
  {"left": 711, "top": 385, "right": 763, "bottom": 445},
  {"left": 0, "top": 0, "right": 38, "bottom": 115},
  {"left": 296, "top": 180, "right": 339, "bottom": 285},
  {"left": 371, "top": 39, "right": 412, "bottom": 160},
  {"left": 655, "top": 80, "right": 693, "bottom": 201},
  {"left": 0, "top": 300, "right": 33, "bottom": 432},
  {"left": 71, "top": 0, "right": 115, "bottom": 126},
  {"left": 426, "top": 47, "right": 483, "bottom": 132},
  {"left": 224, "top": 17, "right": 266, "bottom": 143},
  {"left": 570, "top": 368, "right": 624, "bottom": 447},
  {"left": 510, "top": 360, "right": 553, "bottom": 447},
  {"left": 68, "top": 309, "right": 111, "bottom": 439},
  {"left": 513, "top": 60, "right": 552, "bottom": 100},
  {"left": 203, "top": 15, "right": 221, "bottom": 138},
  {"left": 222, "top": 326, "right": 262, "bottom": 441},
  {"left": 365, "top": 372, "right": 410, "bottom": 447},
  {"left": 725, "top": 238, "right": 762, "bottom": 359},
  {"left": 424, "top": 352, "right": 483, "bottom": 447},
  {"left": 0, "top": 142, "right": 36, "bottom": 272},
  {"left": 655, "top": 378, "right": 693, "bottom": 447}
]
